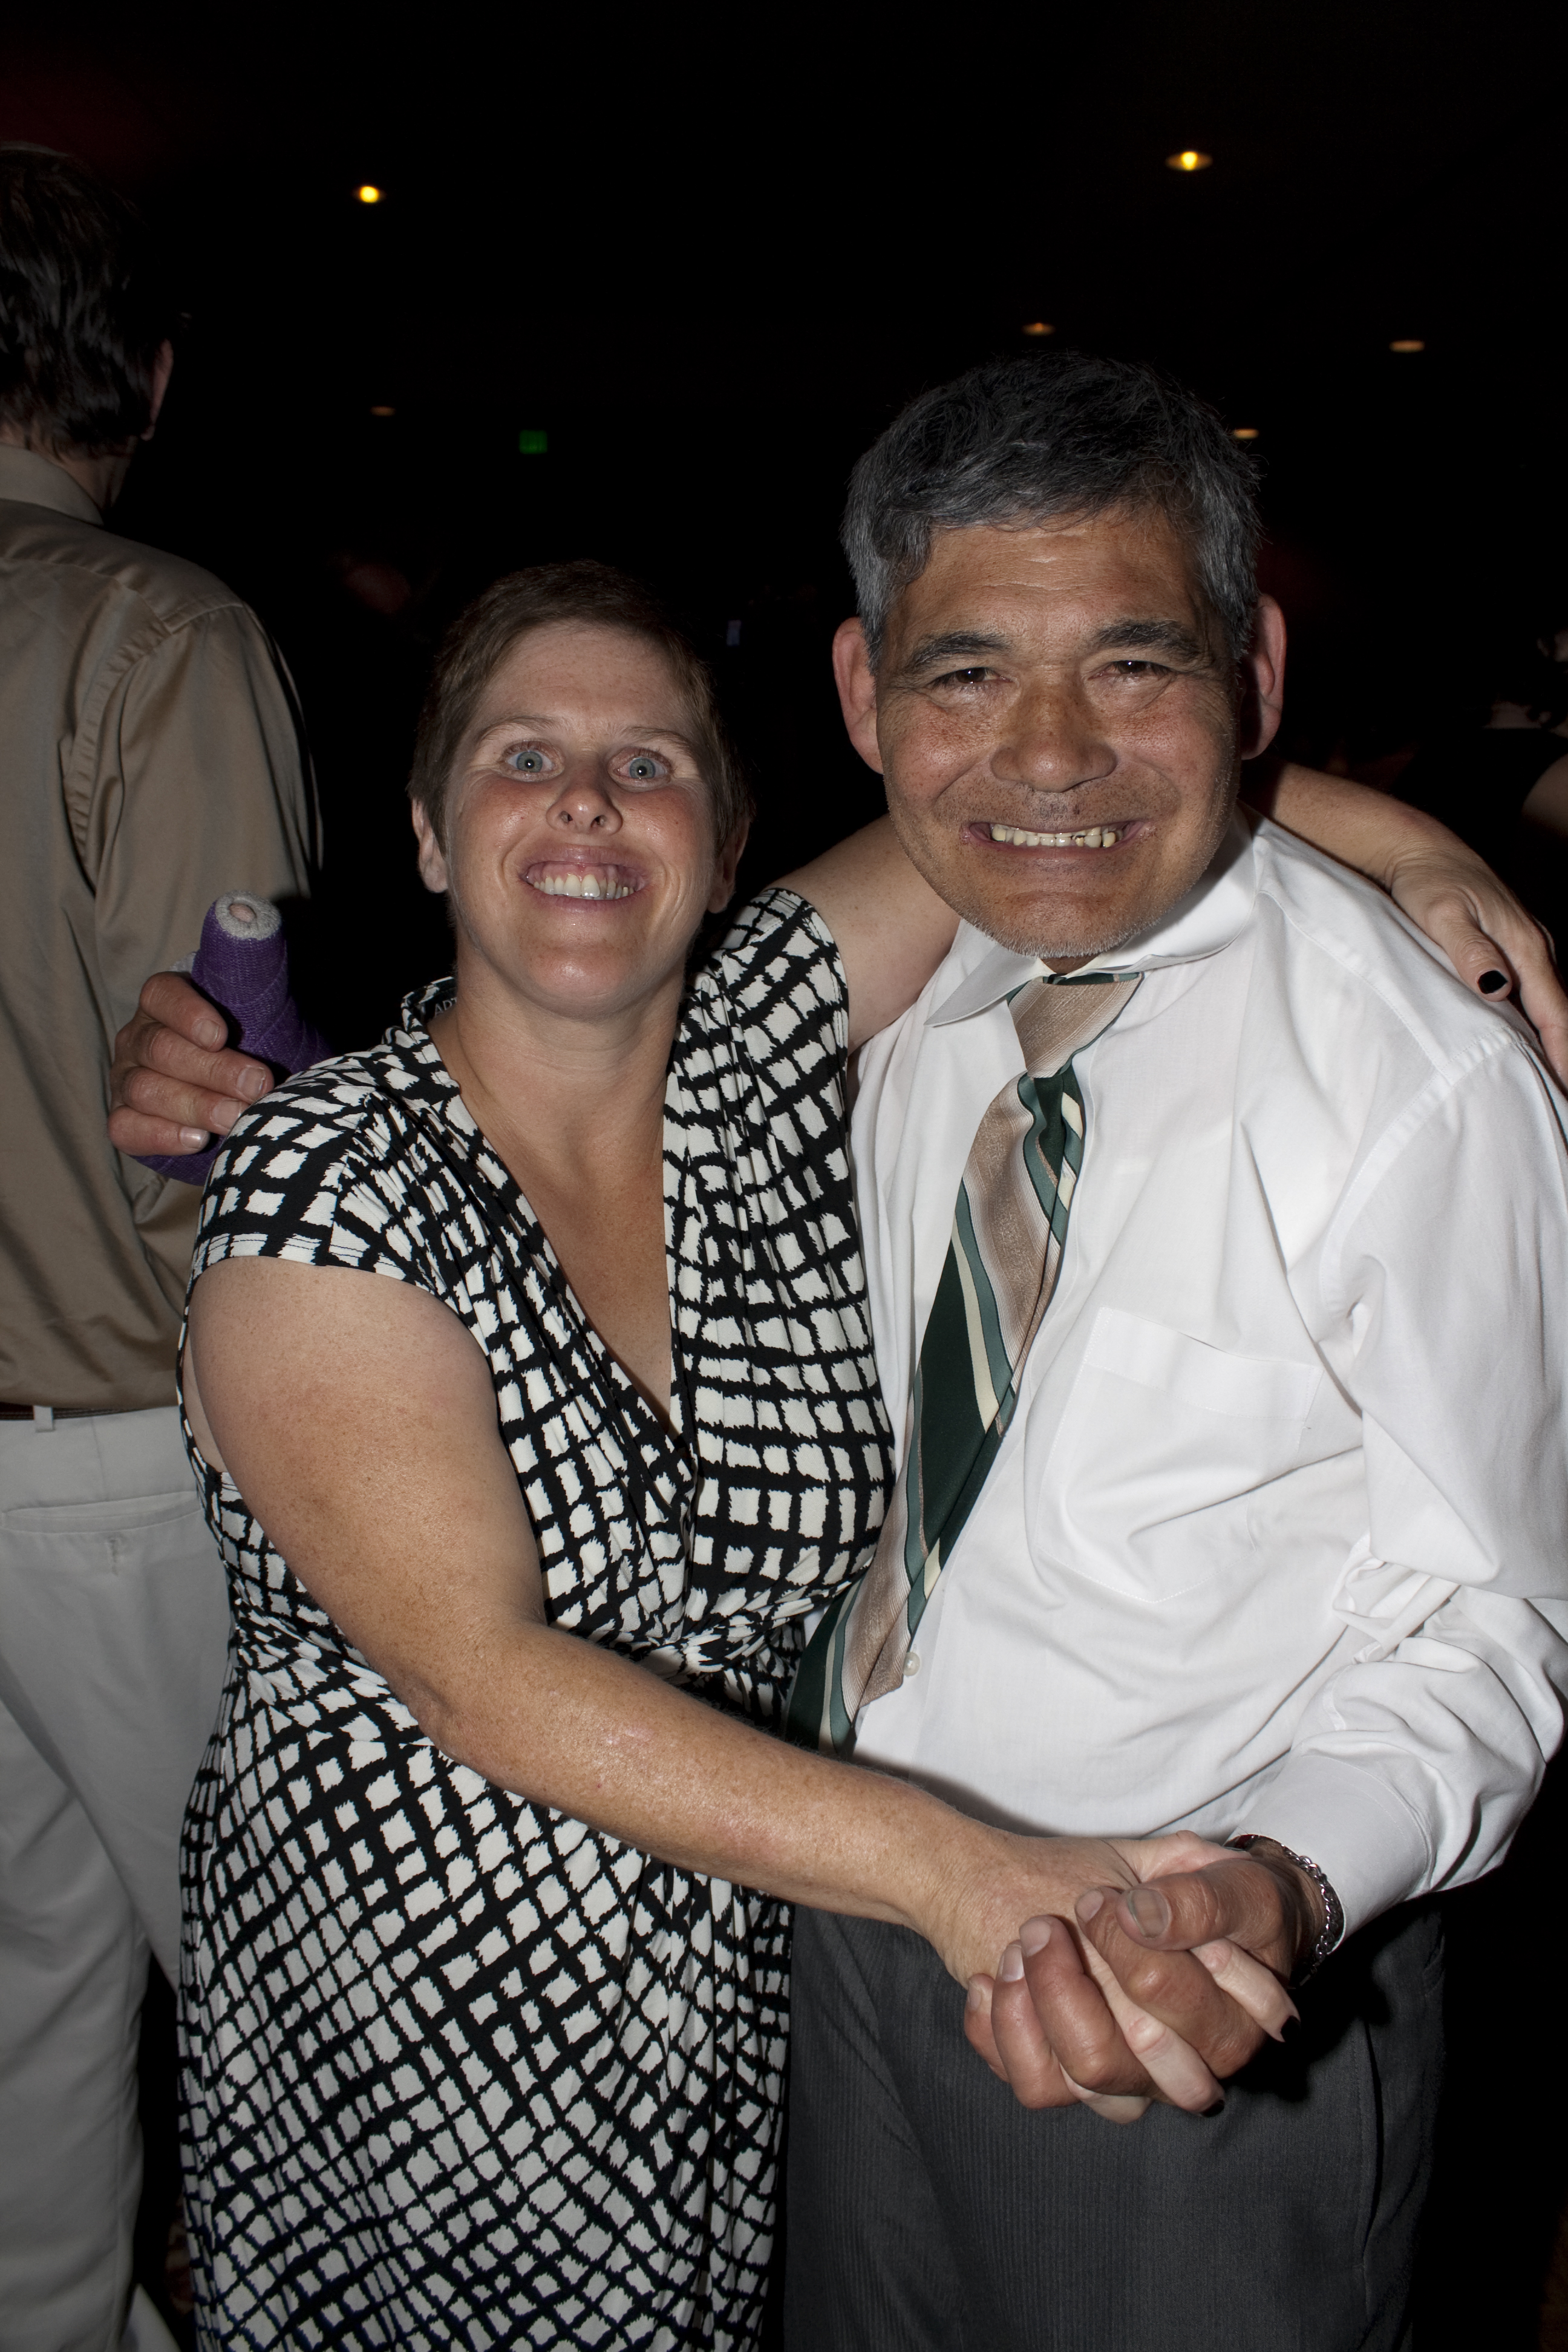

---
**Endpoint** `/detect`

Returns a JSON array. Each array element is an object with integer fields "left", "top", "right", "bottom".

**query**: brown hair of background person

[
  {"left": 0, "top": 141, "right": 316, "bottom": 2352},
  {"left": 408, "top": 560, "right": 754, "bottom": 857},
  {"left": 0, "top": 142, "right": 176, "bottom": 454}
]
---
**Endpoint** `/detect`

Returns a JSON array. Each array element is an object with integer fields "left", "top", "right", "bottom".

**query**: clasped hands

[{"left": 958, "top": 1832, "right": 1322, "bottom": 2124}]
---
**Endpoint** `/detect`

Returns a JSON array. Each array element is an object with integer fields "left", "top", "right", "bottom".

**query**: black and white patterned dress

[{"left": 177, "top": 890, "right": 892, "bottom": 2351}]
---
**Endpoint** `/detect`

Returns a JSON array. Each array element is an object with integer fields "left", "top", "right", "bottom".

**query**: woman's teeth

[
  {"left": 532, "top": 869, "right": 637, "bottom": 900},
  {"left": 989, "top": 823, "right": 1122, "bottom": 849}
]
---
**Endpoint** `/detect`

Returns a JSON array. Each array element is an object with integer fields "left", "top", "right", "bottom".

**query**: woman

[{"left": 135, "top": 562, "right": 1558, "bottom": 2348}]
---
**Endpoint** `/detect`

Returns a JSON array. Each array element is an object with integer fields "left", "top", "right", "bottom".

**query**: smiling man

[{"left": 782, "top": 355, "right": 1568, "bottom": 2351}]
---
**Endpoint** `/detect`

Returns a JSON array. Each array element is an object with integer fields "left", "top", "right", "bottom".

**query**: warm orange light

[
  {"left": 1388, "top": 338, "right": 1425, "bottom": 353},
  {"left": 1231, "top": 426, "right": 1260, "bottom": 440},
  {"left": 1021, "top": 321, "right": 1054, "bottom": 338},
  {"left": 370, "top": 405, "right": 395, "bottom": 417},
  {"left": 1166, "top": 149, "right": 1212, "bottom": 172},
  {"left": 356, "top": 185, "right": 384, "bottom": 205}
]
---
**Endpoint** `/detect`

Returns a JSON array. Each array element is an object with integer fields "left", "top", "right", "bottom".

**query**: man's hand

[
  {"left": 107, "top": 971, "right": 275, "bottom": 1158},
  {"left": 963, "top": 1834, "right": 1304, "bottom": 2118}
]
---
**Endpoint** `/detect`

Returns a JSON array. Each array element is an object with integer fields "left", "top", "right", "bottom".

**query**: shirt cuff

[{"left": 1229, "top": 1753, "right": 1432, "bottom": 1941}]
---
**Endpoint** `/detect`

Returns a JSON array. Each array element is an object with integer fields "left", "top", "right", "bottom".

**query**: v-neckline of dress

[{"left": 395, "top": 978, "right": 694, "bottom": 1463}]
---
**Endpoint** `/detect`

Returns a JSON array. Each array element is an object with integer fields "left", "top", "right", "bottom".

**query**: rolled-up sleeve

[{"left": 1238, "top": 1037, "right": 1568, "bottom": 1935}]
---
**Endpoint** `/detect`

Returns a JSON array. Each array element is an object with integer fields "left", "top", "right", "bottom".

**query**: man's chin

[{"left": 944, "top": 888, "right": 1151, "bottom": 964}]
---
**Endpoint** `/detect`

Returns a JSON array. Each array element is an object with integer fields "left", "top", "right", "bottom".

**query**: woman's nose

[{"left": 546, "top": 764, "right": 621, "bottom": 828}]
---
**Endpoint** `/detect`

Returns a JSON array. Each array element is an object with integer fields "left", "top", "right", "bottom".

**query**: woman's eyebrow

[{"left": 472, "top": 714, "right": 697, "bottom": 748}]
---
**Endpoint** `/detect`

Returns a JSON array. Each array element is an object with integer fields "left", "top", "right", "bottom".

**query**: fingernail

[
  {"left": 1201, "top": 2098, "right": 1226, "bottom": 2117},
  {"left": 1019, "top": 1918, "right": 1052, "bottom": 1956},
  {"left": 195, "top": 1019, "right": 226, "bottom": 1047},
  {"left": 998, "top": 1942, "right": 1025, "bottom": 1983},
  {"left": 1075, "top": 1890, "right": 1105, "bottom": 1924},
  {"left": 1124, "top": 1887, "right": 1171, "bottom": 1939},
  {"left": 179, "top": 1128, "right": 209, "bottom": 1150},
  {"left": 237, "top": 1067, "right": 271, "bottom": 1099},
  {"left": 1478, "top": 970, "right": 1509, "bottom": 996},
  {"left": 965, "top": 1978, "right": 987, "bottom": 2012},
  {"left": 1279, "top": 2015, "right": 1301, "bottom": 2042}
]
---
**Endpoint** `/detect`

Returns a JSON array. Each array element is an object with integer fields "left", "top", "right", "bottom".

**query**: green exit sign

[{"left": 518, "top": 428, "right": 548, "bottom": 455}]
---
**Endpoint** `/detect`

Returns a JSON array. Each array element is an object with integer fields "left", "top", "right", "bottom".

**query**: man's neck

[{"left": 0, "top": 428, "right": 131, "bottom": 515}]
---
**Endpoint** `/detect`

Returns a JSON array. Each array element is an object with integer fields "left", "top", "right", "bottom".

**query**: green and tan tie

[{"left": 787, "top": 970, "right": 1141, "bottom": 1754}]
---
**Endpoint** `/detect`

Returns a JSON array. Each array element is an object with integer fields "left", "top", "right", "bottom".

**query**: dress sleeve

[
  {"left": 705, "top": 887, "right": 851, "bottom": 1080},
  {"left": 189, "top": 1063, "right": 438, "bottom": 1297}
]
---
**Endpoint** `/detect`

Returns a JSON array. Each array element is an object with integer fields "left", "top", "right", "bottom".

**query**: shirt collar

[
  {"left": 929, "top": 812, "right": 1258, "bottom": 1028},
  {"left": 0, "top": 445, "right": 103, "bottom": 526}
]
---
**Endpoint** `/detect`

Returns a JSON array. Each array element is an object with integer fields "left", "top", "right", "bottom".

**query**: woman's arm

[
  {"left": 1254, "top": 762, "right": 1568, "bottom": 1085},
  {"left": 185, "top": 1253, "right": 1292, "bottom": 2109},
  {"left": 780, "top": 817, "right": 959, "bottom": 1050}
]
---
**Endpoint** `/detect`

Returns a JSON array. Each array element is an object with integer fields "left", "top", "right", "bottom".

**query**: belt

[{"left": 0, "top": 1404, "right": 110, "bottom": 1422}]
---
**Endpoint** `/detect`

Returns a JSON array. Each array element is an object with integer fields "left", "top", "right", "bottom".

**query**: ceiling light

[
  {"left": 1022, "top": 321, "right": 1054, "bottom": 337},
  {"left": 1231, "top": 426, "right": 1259, "bottom": 440},
  {"left": 1166, "top": 149, "right": 1212, "bottom": 172},
  {"left": 1388, "top": 338, "right": 1425, "bottom": 353},
  {"left": 370, "top": 405, "right": 395, "bottom": 417},
  {"left": 356, "top": 185, "right": 384, "bottom": 205},
  {"left": 518, "top": 428, "right": 549, "bottom": 456}
]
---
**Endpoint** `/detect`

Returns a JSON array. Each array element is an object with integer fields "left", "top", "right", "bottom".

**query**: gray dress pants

[{"left": 784, "top": 1899, "right": 1444, "bottom": 2352}]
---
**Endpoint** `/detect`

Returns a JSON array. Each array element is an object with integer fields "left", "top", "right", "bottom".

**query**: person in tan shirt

[{"left": 0, "top": 146, "right": 316, "bottom": 2352}]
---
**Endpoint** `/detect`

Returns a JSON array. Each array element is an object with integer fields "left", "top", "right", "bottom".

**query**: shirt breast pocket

[{"left": 1029, "top": 1307, "right": 1324, "bottom": 1604}]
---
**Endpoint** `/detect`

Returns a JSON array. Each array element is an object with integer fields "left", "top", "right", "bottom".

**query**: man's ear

[
  {"left": 832, "top": 618, "right": 884, "bottom": 774},
  {"left": 411, "top": 799, "right": 451, "bottom": 895},
  {"left": 142, "top": 341, "right": 174, "bottom": 441},
  {"left": 1238, "top": 596, "right": 1287, "bottom": 759}
]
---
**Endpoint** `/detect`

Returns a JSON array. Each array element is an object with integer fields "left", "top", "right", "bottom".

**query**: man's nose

[
  {"left": 991, "top": 679, "right": 1114, "bottom": 795},
  {"left": 546, "top": 762, "right": 622, "bottom": 829}
]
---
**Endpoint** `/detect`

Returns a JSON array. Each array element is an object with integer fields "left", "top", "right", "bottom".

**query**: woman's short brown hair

[{"left": 408, "top": 561, "right": 751, "bottom": 856}]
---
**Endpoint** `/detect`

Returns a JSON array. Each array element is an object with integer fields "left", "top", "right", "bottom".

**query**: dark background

[{"left": 5, "top": 4, "right": 1567, "bottom": 2343}]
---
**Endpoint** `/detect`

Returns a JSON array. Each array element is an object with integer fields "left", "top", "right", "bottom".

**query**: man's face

[{"left": 840, "top": 507, "right": 1279, "bottom": 963}]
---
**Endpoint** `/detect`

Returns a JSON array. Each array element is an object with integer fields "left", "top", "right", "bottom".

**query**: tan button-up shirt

[{"left": 0, "top": 446, "right": 318, "bottom": 1411}]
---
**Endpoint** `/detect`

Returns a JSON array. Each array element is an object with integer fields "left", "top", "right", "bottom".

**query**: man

[
  {"left": 103, "top": 356, "right": 1568, "bottom": 2348},
  {"left": 779, "top": 354, "right": 1568, "bottom": 2348},
  {"left": 0, "top": 146, "right": 316, "bottom": 2352}
]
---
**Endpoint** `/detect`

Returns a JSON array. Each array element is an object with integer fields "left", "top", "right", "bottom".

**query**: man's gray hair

[{"left": 843, "top": 353, "right": 1261, "bottom": 668}]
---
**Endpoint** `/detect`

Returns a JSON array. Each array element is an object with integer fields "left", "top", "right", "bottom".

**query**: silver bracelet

[{"left": 1226, "top": 1835, "right": 1345, "bottom": 1985}]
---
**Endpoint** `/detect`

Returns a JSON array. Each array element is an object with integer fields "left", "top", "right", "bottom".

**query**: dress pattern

[{"left": 177, "top": 890, "right": 893, "bottom": 2351}]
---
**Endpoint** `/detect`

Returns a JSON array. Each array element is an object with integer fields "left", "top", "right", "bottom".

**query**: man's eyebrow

[
  {"left": 900, "top": 631, "right": 1013, "bottom": 673},
  {"left": 1083, "top": 617, "right": 1208, "bottom": 661}
]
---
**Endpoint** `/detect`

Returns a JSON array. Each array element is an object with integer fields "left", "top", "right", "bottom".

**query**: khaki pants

[{"left": 0, "top": 1406, "right": 229, "bottom": 2352}]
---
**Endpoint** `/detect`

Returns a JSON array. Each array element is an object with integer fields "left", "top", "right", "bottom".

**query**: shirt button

[{"left": 903, "top": 1651, "right": 921, "bottom": 1678}]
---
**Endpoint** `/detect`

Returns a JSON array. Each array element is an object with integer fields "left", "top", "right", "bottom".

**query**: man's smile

[{"left": 966, "top": 820, "right": 1148, "bottom": 854}]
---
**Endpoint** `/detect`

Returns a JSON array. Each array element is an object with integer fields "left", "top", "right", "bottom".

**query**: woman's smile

[{"left": 524, "top": 856, "right": 645, "bottom": 903}]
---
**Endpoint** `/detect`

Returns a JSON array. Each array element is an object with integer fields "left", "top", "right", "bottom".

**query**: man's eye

[
  {"left": 624, "top": 754, "right": 664, "bottom": 781},
  {"left": 933, "top": 667, "right": 995, "bottom": 688},
  {"left": 1107, "top": 661, "right": 1168, "bottom": 678},
  {"left": 506, "top": 748, "right": 549, "bottom": 774}
]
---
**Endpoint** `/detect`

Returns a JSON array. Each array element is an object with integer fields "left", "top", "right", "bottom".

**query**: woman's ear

[
  {"left": 411, "top": 799, "right": 451, "bottom": 895},
  {"left": 832, "top": 619, "right": 884, "bottom": 774},
  {"left": 707, "top": 820, "right": 750, "bottom": 915},
  {"left": 1238, "top": 596, "right": 1287, "bottom": 760}
]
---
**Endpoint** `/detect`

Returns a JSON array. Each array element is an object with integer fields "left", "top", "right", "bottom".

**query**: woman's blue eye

[
  {"left": 626, "top": 756, "right": 660, "bottom": 780},
  {"left": 509, "top": 750, "right": 547, "bottom": 773}
]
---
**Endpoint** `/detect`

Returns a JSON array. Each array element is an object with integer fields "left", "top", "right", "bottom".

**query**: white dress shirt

[{"left": 850, "top": 813, "right": 1568, "bottom": 1936}]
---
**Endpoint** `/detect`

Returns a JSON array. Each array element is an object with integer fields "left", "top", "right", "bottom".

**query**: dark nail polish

[
  {"left": 1201, "top": 2099, "right": 1226, "bottom": 2117},
  {"left": 1279, "top": 2016, "right": 1301, "bottom": 2042},
  {"left": 1478, "top": 970, "right": 1509, "bottom": 996}
]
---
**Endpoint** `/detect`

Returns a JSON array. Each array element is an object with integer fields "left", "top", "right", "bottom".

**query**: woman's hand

[
  {"left": 1255, "top": 762, "right": 1568, "bottom": 1086},
  {"left": 954, "top": 1832, "right": 1299, "bottom": 2120}
]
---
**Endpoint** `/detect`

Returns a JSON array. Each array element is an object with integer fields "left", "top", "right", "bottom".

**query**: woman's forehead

[{"left": 474, "top": 620, "right": 691, "bottom": 732}]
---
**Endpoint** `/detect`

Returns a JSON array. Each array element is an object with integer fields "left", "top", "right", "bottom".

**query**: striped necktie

[{"left": 786, "top": 969, "right": 1142, "bottom": 1754}]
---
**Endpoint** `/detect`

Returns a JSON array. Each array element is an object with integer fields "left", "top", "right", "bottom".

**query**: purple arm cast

[{"left": 137, "top": 893, "right": 333, "bottom": 1184}]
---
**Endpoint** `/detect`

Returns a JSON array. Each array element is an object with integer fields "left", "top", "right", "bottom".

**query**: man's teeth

[
  {"left": 989, "top": 823, "right": 1122, "bottom": 849},
  {"left": 533, "top": 870, "right": 637, "bottom": 900}
]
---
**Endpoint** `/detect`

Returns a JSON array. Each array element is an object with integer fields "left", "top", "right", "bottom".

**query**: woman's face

[{"left": 414, "top": 621, "right": 743, "bottom": 1027}]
